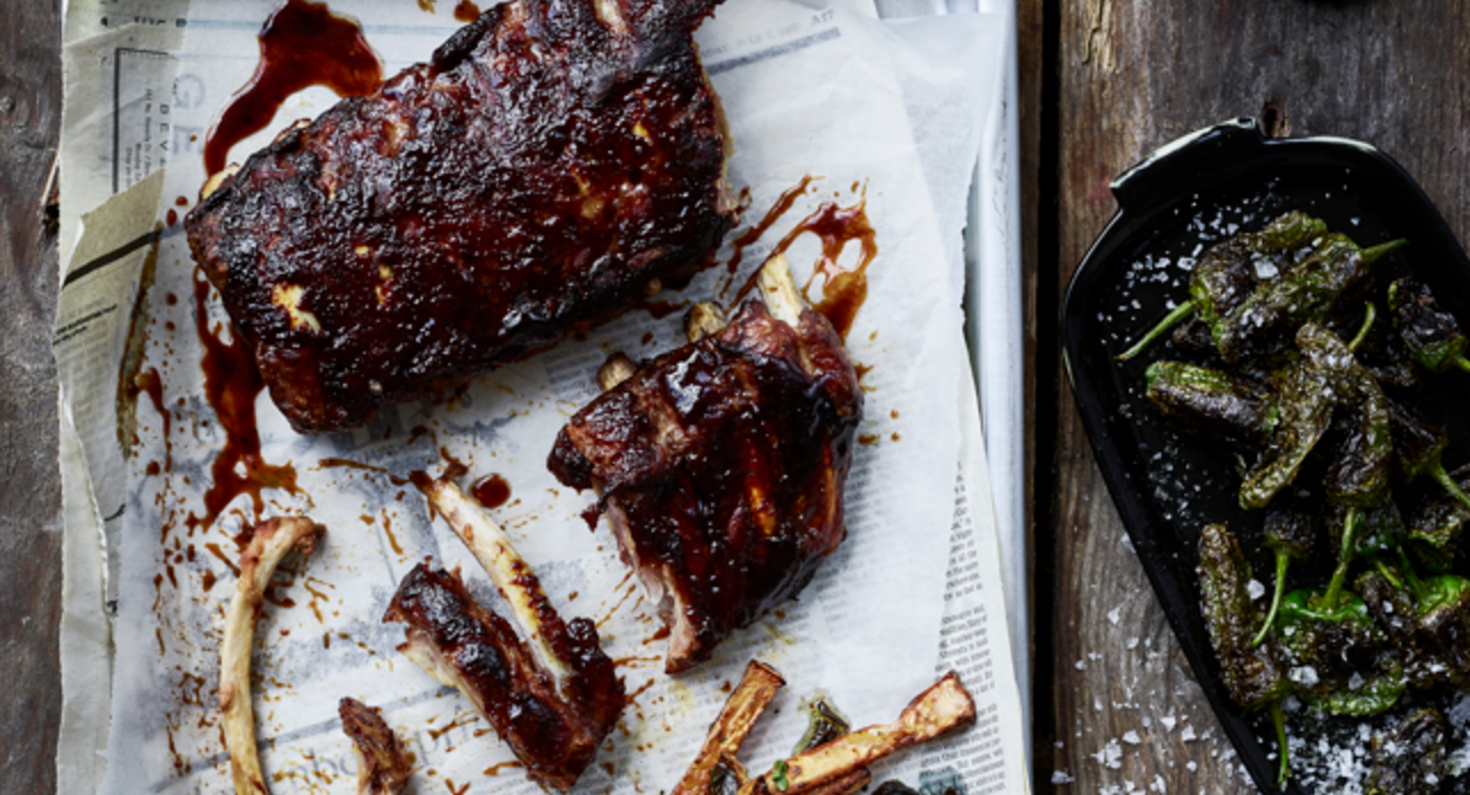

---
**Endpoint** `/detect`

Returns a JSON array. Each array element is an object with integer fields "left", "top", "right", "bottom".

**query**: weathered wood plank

[
  {"left": 1048, "top": 2, "right": 1470, "bottom": 792},
  {"left": 0, "top": 0, "right": 63, "bottom": 792}
]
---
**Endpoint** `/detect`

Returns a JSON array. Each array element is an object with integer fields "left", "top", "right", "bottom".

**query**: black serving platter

[{"left": 1063, "top": 118, "right": 1470, "bottom": 793}]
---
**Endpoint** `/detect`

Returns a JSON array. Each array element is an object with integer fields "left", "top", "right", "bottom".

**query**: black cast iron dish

[{"left": 1062, "top": 118, "right": 1470, "bottom": 793}]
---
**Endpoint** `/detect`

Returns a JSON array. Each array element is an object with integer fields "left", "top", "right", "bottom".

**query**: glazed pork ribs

[
  {"left": 185, "top": 0, "right": 735, "bottom": 433},
  {"left": 548, "top": 255, "right": 864, "bottom": 672},
  {"left": 383, "top": 479, "right": 624, "bottom": 792}
]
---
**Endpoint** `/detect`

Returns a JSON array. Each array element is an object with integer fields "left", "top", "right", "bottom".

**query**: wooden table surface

[{"left": 5, "top": 0, "right": 1470, "bottom": 792}]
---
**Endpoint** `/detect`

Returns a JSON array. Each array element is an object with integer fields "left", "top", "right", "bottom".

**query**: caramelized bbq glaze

[
  {"left": 383, "top": 563, "right": 623, "bottom": 791},
  {"left": 187, "top": 0, "right": 735, "bottom": 433},
  {"left": 548, "top": 300, "right": 863, "bottom": 672}
]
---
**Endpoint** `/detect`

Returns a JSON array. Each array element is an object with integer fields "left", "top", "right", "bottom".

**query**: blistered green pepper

[
  {"left": 1389, "top": 397, "right": 1470, "bottom": 511},
  {"left": 1302, "top": 323, "right": 1393, "bottom": 509},
  {"left": 1252, "top": 496, "right": 1317, "bottom": 647},
  {"left": 1322, "top": 501, "right": 1403, "bottom": 610},
  {"left": 1275, "top": 590, "right": 1404, "bottom": 716},
  {"left": 1366, "top": 708, "right": 1448, "bottom": 795},
  {"left": 1389, "top": 276, "right": 1470, "bottom": 374},
  {"left": 1197, "top": 524, "right": 1293, "bottom": 786},
  {"left": 1145, "top": 361, "right": 1280, "bottom": 454},
  {"left": 1116, "top": 211, "right": 1328, "bottom": 361},
  {"left": 1406, "top": 464, "right": 1470, "bottom": 572},
  {"left": 1239, "top": 325, "right": 1342, "bottom": 510},
  {"left": 1198, "top": 525, "right": 1291, "bottom": 710},
  {"left": 1215, "top": 234, "right": 1405, "bottom": 363}
]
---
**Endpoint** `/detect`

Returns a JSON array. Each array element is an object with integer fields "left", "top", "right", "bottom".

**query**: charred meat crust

[
  {"left": 186, "top": 0, "right": 734, "bottom": 433},
  {"left": 338, "top": 697, "right": 414, "bottom": 795},
  {"left": 548, "top": 300, "right": 863, "bottom": 672},
  {"left": 382, "top": 563, "right": 623, "bottom": 792}
]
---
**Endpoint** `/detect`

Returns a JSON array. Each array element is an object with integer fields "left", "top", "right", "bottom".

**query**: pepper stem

[
  {"left": 1272, "top": 700, "right": 1291, "bottom": 789},
  {"left": 1372, "top": 556, "right": 1405, "bottom": 590},
  {"left": 1455, "top": 356, "right": 1470, "bottom": 375},
  {"left": 1429, "top": 462, "right": 1470, "bottom": 512},
  {"left": 1251, "top": 549, "right": 1291, "bottom": 647},
  {"left": 1361, "top": 238, "right": 1408, "bottom": 264},
  {"left": 1323, "top": 507, "right": 1361, "bottom": 610},
  {"left": 1347, "top": 302, "right": 1376, "bottom": 353},
  {"left": 1115, "top": 299, "right": 1197, "bottom": 362}
]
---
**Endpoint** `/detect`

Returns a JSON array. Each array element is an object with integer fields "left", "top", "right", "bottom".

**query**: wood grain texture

[
  {"left": 0, "top": 0, "right": 63, "bottom": 792},
  {"left": 1046, "top": 1, "right": 1470, "bottom": 793}
]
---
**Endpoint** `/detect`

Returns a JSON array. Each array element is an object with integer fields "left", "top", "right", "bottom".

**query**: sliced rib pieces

[
  {"left": 384, "top": 479, "right": 624, "bottom": 791},
  {"left": 548, "top": 255, "right": 864, "bottom": 672},
  {"left": 186, "top": 0, "right": 735, "bottom": 433}
]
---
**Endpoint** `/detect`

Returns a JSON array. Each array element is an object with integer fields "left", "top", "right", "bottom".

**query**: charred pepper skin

[
  {"left": 1274, "top": 590, "right": 1404, "bottom": 716},
  {"left": 1239, "top": 326, "right": 1341, "bottom": 510},
  {"left": 1407, "top": 463, "right": 1470, "bottom": 572},
  {"left": 1215, "top": 235, "right": 1405, "bottom": 364},
  {"left": 1300, "top": 325, "right": 1393, "bottom": 510},
  {"left": 1252, "top": 495, "right": 1317, "bottom": 647},
  {"left": 1366, "top": 708, "right": 1448, "bottom": 795},
  {"left": 1358, "top": 567, "right": 1470, "bottom": 689},
  {"left": 1115, "top": 211, "right": 1327, "bottom": 361},
  {"left": 1197, "top": 524, "right": 1291, "bottom": 711},
  {"left": 1389, "top": 397, "right": 1470, "bottom": 511},
  {"left": 1144, "top": 361, "right": 1279, "bottom": 454},
  {"left": 1389, "top": 276, "right": 1470, "bottom": 375}
]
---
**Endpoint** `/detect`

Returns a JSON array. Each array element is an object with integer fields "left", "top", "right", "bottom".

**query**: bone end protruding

[
  {"left": 685, "top": 301, "right": 728, "bottom": 342},
  {"left": 598, "top": 353, "right": 637, "bottom": 392},
  {"left": 755, "top": 253, "right": 804, "bottom": 326}
]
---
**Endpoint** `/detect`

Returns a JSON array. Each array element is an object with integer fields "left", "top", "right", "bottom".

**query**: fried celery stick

[
  {"left": 740, "top": 673, "right": 976, "bottom": 795},
  {"left": 673, "top": 660, "right": 787, "bottom": 795},
  {"left": 219, "top": 516, "right": 326, "bottom": 795}
]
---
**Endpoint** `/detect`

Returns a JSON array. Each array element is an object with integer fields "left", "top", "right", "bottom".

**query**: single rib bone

[
  {"left": 754, "top": 253, "right": 803, "bottom": 326},
  {"left": 219, "top": 516, "right": 326, "bottom": 795},
  {"left": 672, "top": 660, "right": 786, "bottom": 795},
  {"left": 417, "top": 477, "right": 571, "bottom": 682}
]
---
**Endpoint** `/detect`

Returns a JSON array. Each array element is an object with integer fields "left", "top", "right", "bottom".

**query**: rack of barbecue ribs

[
  {"left": 186, "top": 0, "right": 736, "bottom": 433},
  {"left": 383, "top": 477, "right": 625, "bottom": 791},
  {"left": 548, "top": 254, "right": 864, "bottom": 672}
]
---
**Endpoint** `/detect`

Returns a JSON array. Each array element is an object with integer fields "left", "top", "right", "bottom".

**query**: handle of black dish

[{"left": 1110, "top": 118, "right": 1266, "bottom": 211}]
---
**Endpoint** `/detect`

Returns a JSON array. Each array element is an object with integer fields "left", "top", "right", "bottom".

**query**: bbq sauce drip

[
  {"left": 203, "top": 0, "right": 383, "bottom": 176},
  {"left": 724, "top": 175, "right": 815, "bottom": 280},
  {"left": 472, "top": 474, "right": 511, "bottom": 509},
  {"left": 733, "top": 196, "right": 878, "bottom": 340},
  {"left": 192, "top": 271, "right": 300, "bottom": 529}
]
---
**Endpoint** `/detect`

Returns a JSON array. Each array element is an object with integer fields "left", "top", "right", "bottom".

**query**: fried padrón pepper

[{"left": 1118, "top": 211, "right": 1327, "bottom": 361}]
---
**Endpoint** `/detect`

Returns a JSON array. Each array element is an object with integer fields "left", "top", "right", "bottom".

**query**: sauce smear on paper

[
  {"left": 454, "top": 0, "right": 481, "bottom": 21},
  {"left": 732, "top": 195, "right": 878, "bottom": 340},
  {"left": 191, "top": 271, "right": 300, "bottom": 530},
  {"left": 203, "top": 0, "right": 383, "bottom": 176}
]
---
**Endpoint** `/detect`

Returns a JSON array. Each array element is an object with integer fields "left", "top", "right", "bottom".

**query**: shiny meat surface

[
  {"left": 338, "top": 697, "right": 413, "bottom": 795},
  {"left": 186, "top": 0, "right": 735, "bottom": 433},
  {"left": 548, "top": 299, "right": 863, "bottom": 672},
  {"left": 382, "top": 563, "right": 624, "bottom": 791}
]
